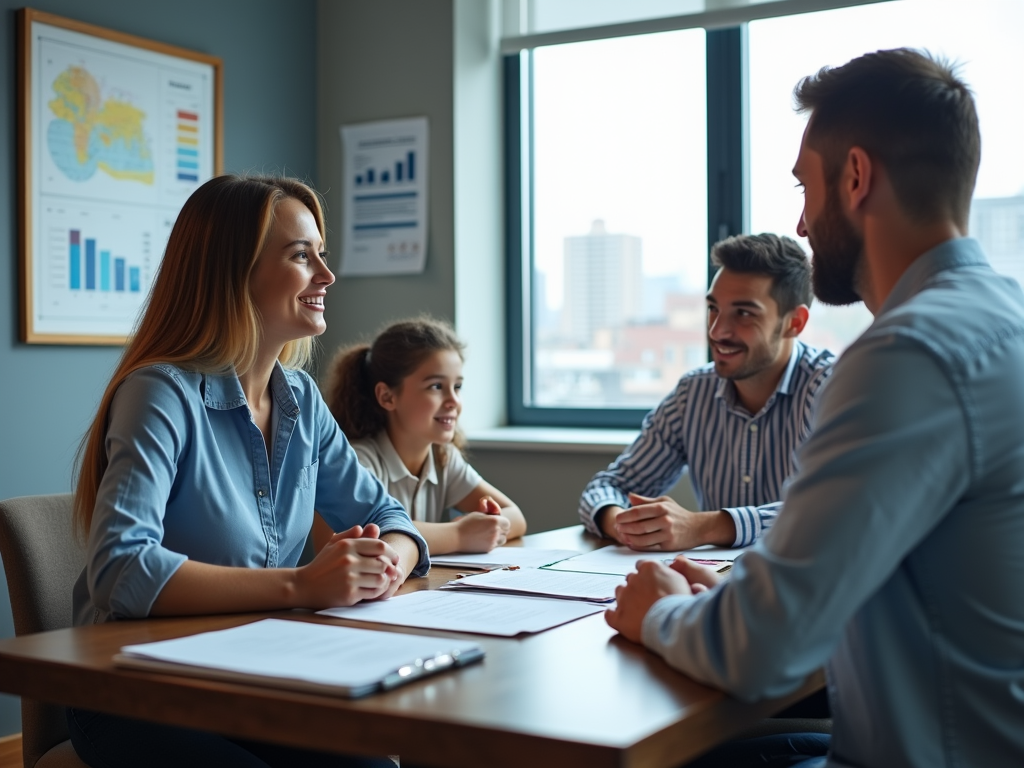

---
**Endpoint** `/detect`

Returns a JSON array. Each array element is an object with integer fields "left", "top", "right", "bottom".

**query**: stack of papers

[
  {"left": 114, "top": 618, "right": 484, "bottom": 698},
  {"left": 310, "top": 545, "right": 743, "bottom": 638},
  {"left": 428, "top": 547, "right": 581, "bottom": 570},
  {"left": 441, "top": 568, "right": 622, "bottom": 603},
  {"left": 544, "top": 545, "right": 743, "bottom": 576},
  {"left": 318, "top": 590, "right": 605, "bottom": 636}
]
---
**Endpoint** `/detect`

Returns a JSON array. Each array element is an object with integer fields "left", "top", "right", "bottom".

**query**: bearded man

[{"left": 609, "top": 49, "right": 1024, "bottom": 768}]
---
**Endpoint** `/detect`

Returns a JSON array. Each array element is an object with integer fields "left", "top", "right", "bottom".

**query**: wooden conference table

[{"left": 0, "top": 526, "right": 822, "bottom": 768}]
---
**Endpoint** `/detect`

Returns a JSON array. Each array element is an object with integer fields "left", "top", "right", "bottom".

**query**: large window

[
  {"left": 508, "top": 0, "right": 1024, "bottom": 427},
  {"left": 530, "top": 30, "right": 707, "bottom": 412},
  {"left": 749, "top": 0, "right": 1024, "bottom": 351}
]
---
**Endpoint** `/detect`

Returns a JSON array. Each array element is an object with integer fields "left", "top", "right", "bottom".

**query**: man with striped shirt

[{"left": 579, "top": 233, "right": 834, "bottom": 550}]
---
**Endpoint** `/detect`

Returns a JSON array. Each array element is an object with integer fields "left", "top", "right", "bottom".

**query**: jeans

[
  {"left": 684, "top": 733, "right": 831, "bottom": 768},
  {"left": 67, "top": 708, "right": 402, "bottom": 768}
]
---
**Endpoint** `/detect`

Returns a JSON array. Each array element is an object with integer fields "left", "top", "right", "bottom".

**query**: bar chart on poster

[
  {"left": 340, "top": 117, "right": 428, "bottom": 276},
  {"left": 35, "top": 198, "right": 173, "bottom": 335},
  {"left": 21, "top": 11, "right": 220, "bottom": 342}
]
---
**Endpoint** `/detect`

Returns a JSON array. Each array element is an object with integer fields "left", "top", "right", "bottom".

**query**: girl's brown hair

[
  {"left": 325, "top": 317, "right": 467, "bottom": 456},
  {"left": 73, "top": 174, "right": 326, "bottom": 541}
]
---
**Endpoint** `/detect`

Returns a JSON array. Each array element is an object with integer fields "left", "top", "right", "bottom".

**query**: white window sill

[{"left": 465, "top": 426, "right": 638, "bottom": 454}]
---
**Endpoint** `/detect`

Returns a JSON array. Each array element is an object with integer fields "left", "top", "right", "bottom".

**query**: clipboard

[{"left": 113, "top": 618, "right": 484, "bottom": 699}]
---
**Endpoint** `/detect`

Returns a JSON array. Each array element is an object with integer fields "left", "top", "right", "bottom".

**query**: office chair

[{"left": 0, "top": 494, "right": 89, "bottom": 768}]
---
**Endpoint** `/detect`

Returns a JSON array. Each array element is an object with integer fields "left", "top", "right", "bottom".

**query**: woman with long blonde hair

[{"left": 69, "top": 175, "right": 426, "bottom": 767}]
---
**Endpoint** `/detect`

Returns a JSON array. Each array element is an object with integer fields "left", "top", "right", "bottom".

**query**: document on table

[
  {"left": 318, "top": 590, "right": 605, "bottom": 636},
  {"left": 113, "top": 618, "right": 483, "bottom": 698},
  {"left": 441, "top": 567, "right": 623, "bottom": 603},
  {"left": 544, "top": 544, "right": 744, "bottom": 576},
  {"left": 429, "top": 547, "right": 581, "bottom": 570}
]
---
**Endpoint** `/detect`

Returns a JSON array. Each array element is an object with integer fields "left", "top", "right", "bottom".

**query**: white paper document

[
  {"left": 429, "top": 547, "right": 581, "bottom": 570},
  {"left": 318, "top": 590, "right": 604, "bottom": 636},
  {"left": 544, "top": 545, "right": 744, "bottom": 576},
  {"left": 114, "top": 618, "right": 483, "bottom": 698},
  {"left": 442, "top": 568, "right": 623, "bottom": 603},
  {"left": 340, "top": 117, "right": 428, "bottom": 276}
]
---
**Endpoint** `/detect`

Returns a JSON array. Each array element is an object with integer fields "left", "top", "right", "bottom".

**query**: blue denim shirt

[
  {"left": 643, "top": 238, "right": 1024, "bottom": 768},
  {"left": 74, "top": 363, "right": 429, "bottom": 625}
]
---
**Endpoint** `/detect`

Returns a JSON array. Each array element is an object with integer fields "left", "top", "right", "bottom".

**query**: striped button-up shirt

[{"left": 579, "top": 341, "right": 834, "bottom": 546}]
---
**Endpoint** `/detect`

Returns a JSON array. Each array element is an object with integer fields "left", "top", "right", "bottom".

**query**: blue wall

[{"left": 0, "top": 0, "right": 317, "bottom": 737}]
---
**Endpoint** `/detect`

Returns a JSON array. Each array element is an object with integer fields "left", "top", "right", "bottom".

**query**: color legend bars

[
  {"left": 69, "top": 230, "right": 141, "bottom": 293},
  {"left": 176, "top": 110, "right": 199, "bottom": 182}
]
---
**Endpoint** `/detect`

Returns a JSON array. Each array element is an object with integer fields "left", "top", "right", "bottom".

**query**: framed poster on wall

[{"left": 17, "top": 8, "right": 223, "bottom": 345}]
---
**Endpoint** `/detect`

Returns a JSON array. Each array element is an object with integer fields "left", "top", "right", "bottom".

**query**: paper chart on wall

[
  {"left": 25, "top": 17, "right": 217, "bottom": 340},
  {"left": 340, "top": 117, "right": 428, "bottom": 276}
]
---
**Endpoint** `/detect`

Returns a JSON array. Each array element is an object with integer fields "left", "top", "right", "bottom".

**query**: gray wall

[
  {"left": 315, "top": 0, "right": 456, "bottom": 366},
  {"left": 0, "top": 0, "right": 317, "bottom": 737},
  {"left": 313, "top": 0, "right": 695, "bottom": 536}
]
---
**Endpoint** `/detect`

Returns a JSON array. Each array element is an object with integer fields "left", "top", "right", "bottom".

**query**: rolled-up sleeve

[
  {"left": 638, "top": 336, "right": 969, "bottom": 701},
  {"left": 86, "top": 369, "right": 190, "bottom": 620},
  {"left": 313, "top": 399, "right": 429, "bottom": 577}
]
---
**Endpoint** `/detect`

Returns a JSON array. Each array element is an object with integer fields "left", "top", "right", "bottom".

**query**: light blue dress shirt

[
  {"left": 579, "top": 341, "right": 834, "bottom": 546},
  {"left": 73, "top": 363, "right": 429, "bottom": 626},
  {"left": 642, "top": 238, "right": 1024, "bottom": 767}
]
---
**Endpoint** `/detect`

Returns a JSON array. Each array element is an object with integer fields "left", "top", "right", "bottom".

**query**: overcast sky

[{"left": 532, "top": 0, "right": 1024, "bottom": 317}]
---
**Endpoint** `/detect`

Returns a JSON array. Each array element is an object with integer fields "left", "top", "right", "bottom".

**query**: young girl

[
  {"left": 323, "top": 318, "right": 526, "bottom": 554},
  {"left": 70, "top": 175, "right": 425, "bottom": 767}
]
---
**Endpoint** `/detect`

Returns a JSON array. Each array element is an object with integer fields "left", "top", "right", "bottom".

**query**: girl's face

[
  {"left": 249, "top": 197, "right": 335, "bottom": 353},
  {"left": 378, "top": 349, "right": 463, "bottom": 447}
]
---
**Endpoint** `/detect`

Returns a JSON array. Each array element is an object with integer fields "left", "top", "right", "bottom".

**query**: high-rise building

[
  {"left": 532, "top": 268, "right": 561, "bottom": 335},
  {"left": 971, "top": 195, "right": 1024, "bottom": 285},
  {"left": 561, "top": 219, "right": 642, "bottom": 345}
]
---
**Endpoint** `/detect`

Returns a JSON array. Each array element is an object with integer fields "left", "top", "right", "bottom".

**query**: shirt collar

[
  {"left": 202, "top": 361, "right": 300, "bottom": 418},
  {"left": 878, "top": 237, "right": 988, "bottom": 316},
  {"left": 715, "top": 340, "right": 804, "bottom": 408},
  {"left": 375, "top": 430, "right": 439, "bottom": 486}
]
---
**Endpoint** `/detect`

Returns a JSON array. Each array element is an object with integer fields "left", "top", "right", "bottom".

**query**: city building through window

[{"left": 509, "top": 0, "right": 1024, "bottom": 426}]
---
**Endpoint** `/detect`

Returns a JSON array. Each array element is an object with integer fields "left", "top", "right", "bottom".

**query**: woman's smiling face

[{"left": 248, "top": 197, "right": 335, "bottom": 352}]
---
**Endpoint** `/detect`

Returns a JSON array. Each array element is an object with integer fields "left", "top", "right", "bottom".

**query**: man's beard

[
  {"left": 809, "top": 185, "right": 864, "bottom": 306},
  {"left": 711, "top": 321, "right": 784, "bottom": 382}
]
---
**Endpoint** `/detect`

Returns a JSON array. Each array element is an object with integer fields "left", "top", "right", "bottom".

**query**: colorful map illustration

[{"left": 47, "top": 65, "right": 154, "bottom": 185}]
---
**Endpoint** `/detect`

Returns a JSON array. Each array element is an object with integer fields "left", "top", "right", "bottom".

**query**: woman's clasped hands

[{"left": 296, "top": 523, "right": 405, "bottom": 606}]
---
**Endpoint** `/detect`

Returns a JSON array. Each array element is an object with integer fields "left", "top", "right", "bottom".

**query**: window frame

[{"left": 504, "top": 27, "right": 746, "bottom": 428}]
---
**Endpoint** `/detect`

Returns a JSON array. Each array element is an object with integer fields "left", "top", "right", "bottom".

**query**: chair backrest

[{"left": 0, "top": 494, "right": 85, "bottom": 767}]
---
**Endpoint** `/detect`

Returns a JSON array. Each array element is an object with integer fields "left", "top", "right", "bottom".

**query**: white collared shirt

[{"left": 350, "top": 431, "right": 482, "bottom": 523}]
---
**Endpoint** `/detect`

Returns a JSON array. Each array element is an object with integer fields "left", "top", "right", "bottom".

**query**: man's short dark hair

[
  {"left": 794, "top": 48, "right": 980, "bottom": 231},
  {"left": 711, "top": 233, "right": 812, "bottom": 316}
]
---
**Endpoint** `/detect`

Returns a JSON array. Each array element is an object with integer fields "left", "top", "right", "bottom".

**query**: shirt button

[
  {"left": 742, "top": 475, "right": 751, "bottom": 483},
  {"left": 257, "top": 489, "right": 265, "bottom": 497},
  {"left": 749, "top": 424, "right": 758, "bottom": 432}
]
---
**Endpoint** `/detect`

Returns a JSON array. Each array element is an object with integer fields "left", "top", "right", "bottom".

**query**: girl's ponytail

[{"left": 324, "top": 343, "right": 387, "bottom": 439}]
